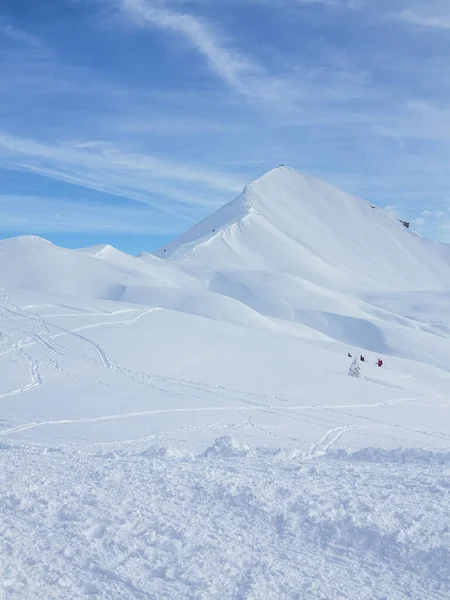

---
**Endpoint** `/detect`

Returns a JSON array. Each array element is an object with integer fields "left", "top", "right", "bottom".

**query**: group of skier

[{"left": 348, "top": 352, "right": 383, "bottom": 367}]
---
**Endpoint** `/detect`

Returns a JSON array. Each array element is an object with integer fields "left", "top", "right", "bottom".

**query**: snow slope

[
  {"left": 1, "top": 167, "right": 450, "bottom": 599},
  {"left": 0, "top": 236, "right": 196, "bottom": 298},
  {"left": 153, "top": 167, "right": 450, "bottom": 368}
]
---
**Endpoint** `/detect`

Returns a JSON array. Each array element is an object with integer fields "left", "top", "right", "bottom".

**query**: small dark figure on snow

[
  {"left": 348, "top": 352, "right": 352, "bottom": 358},
  {"left": 360, "top": 355, "right": 365, "bottom": 362},
  {"left": 377, "top": 359, "right": 383, "bottom": 367}
]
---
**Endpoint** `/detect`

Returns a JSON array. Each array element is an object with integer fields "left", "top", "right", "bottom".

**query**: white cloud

[
  {"left": 399, "top": 9, "right": 450, "bottom": 30},
  {"left": 412, "top": 205, "right": 450, "bottom": 242},
  {"left": 0, "top": 133, "right": 244, "bottom": 221},
  {"left": 0, "top": 21, "right": 43, "bottom": 47},
  {"left": 119, "top": 0, "right": 260, "bottom": 95},
  {"left": 180, "top": 0, "right": 360, "bottom": 8},
  {"left": 115, "top": 0, "right": 376, "bottom": 122},
  {"left": 372, "top": 100, "right": 450, "bottom": 143},
  {"left": 0, "top": 194, "right": 179, "bottom": 234},
  {"left": 275, "top": 0, "right": 362, "bottom": 6}
]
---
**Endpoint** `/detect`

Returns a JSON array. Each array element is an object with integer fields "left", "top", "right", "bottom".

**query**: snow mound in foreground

[{"left": 203, "top": 435, "right": 250, "bottom": 457}]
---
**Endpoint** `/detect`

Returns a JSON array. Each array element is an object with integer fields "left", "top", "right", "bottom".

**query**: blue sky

[{"left": 1, "top": 0, "right": 450, "bottom": 252}]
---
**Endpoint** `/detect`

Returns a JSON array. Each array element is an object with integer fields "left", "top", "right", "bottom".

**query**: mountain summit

[{"left": 155, "top": 166, "right": 449, "bottom": 292}]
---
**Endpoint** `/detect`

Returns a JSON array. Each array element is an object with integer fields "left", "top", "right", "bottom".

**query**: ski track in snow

[
  {"left": 0, "top": 343, "right": 43, "bottom": 400},
  {"left": 0, "top": 295, "right": 445, "bottom": 451},
  {"left": 0, "top": 400, "right": 421, "bottom": 440},
  {"left": 0, "top": 293, "right": 161, "bottom": 396},
  {"left": 307, "top": 425, "right": 355, "bottom": 458}
]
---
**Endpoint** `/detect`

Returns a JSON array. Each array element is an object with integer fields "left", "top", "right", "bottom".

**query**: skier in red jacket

[{"left": 377, "top": 359, "right": 383, "bottom": 367}]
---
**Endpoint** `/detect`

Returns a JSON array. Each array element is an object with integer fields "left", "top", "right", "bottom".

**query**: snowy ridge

[{"left": 154, "top": 183, "right": 252, "bottom": 261}]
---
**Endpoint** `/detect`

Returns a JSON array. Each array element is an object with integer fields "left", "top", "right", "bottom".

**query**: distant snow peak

[{"left": 0, "top": 234, "right": 53, "bottom": 247}]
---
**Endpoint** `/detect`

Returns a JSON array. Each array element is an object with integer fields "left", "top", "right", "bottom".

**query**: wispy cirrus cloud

[
  {"left": 169, "top": 0, "right": 360, "bottom": 8},
  {"left": 116, "top": 0, "right": 372, "bottom": 110},
  {"left": 0, "top": 194, "right": 177, "bottom": 234},
  {"left": 413, "top": 207, "right": 450, "bottom": 242},
  {"left": 0, "top": 132, "right": 244, "bottom": 219},
  {"left": 0, "top": 194, "right": 183, "bottom": 235},
  {"left": 260, "top": 0, "right": 362, "bottom": 7},
  {"left": 118, "top": 0, "right": 260, "bottom": 95},
  {"left": 0, "top": 20, "right": 44, "bottom": 48},
  {"left": 372, "top": 101, "right": 450, "bottom": 142},
  {"left": 399, "top": 9, "right": 450, "bottom": 30}
]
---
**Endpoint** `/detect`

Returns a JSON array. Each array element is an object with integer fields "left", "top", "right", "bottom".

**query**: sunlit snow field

[{"left": 1, "top": 169, "right": 450, "bottom": 599}]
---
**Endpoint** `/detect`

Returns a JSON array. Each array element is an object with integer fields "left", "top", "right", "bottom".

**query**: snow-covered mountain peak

[
  {"left": 0, "top": 235, "right": 54, "bottom": 249},
  {"left": 153, "top": 166, "right": 448, "bottom": 292},
  {"left": 242, "top": 165, "right": 370, "bottom": 219},
  {"left": 153, "top": 166, "right": 379, "bottom": 263}
]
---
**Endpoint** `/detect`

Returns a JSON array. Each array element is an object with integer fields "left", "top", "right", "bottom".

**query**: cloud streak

[
  {"left": 399, "top": 9, "right": 450, "bottom": 30},
  {"left": 116, "top": 0, "right": 376, "bottom": 119},
  {"left": 119, "top": 0, "right": 259, "bottom": 94},
  {"left": 0, "top": 20, "right": 43, "bottom": 48},
  {"left": 413, "top": 207, "right": 450, "bottom": 242},
  {"left": 117, "top": 0, "right": 306, "bottom": 107},
  {"left": 0, "top": 194, "right": 179, "bottom": 234},
  {"left": 0, "top": 132, "right": 244, "bottom": 221}
]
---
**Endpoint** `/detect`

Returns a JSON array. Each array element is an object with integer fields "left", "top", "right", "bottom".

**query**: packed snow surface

[{"left": 1, "top": 167, "right": 450, "bottom": 598}]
